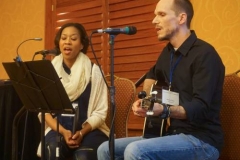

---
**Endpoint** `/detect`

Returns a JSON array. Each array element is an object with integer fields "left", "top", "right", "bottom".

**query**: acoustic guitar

[{"left": 138, "top": 82, "right": 167, "bottom": 138}]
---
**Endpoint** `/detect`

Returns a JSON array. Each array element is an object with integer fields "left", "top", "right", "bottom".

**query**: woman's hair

[
  {"left": 54, "top": 22, "right": 89, "bottom": 54},
  {"left": 172, "top": 0, "right": 194, "bottom": 28}
]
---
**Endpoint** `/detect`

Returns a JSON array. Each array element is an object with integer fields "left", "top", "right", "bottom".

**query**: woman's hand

[
  {"left": 72, "top": 130, "right": 83, "bottom": 142},
  {"left": 62, "top": 129, "right": 80, "bottom": 148}
]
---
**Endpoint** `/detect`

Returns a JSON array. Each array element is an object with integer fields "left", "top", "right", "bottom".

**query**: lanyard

[{"left": 169, "top": 50, "right": 182, "bottom": 90}]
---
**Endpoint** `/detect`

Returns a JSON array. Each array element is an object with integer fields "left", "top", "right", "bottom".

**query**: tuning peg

[{"left": 138, "top": 91, "right": 147, "bottom": 99}]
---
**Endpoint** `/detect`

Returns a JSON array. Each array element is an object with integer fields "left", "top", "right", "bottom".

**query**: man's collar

[{"left": 167, "top": 30, "right": 197, "bottom": 56}]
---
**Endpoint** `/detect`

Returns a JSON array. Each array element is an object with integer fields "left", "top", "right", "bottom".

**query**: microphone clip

[{"left": 13, "top": 56, "right": 22, "bottom": 67}]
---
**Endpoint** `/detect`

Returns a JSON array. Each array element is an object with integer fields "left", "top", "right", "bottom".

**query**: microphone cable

[{"left": 89, "top": 31, "right": 116, "bottom": 159}]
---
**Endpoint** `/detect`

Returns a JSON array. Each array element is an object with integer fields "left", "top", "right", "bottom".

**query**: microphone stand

[
  {"left": 109, "top": 34, "right": 116, "bottom": 160},
  {"left": 15, "top": 38, "right": 42, "bottom": 63}
]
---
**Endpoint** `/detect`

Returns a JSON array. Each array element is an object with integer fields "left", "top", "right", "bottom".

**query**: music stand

[{"left": 2, "top": 60, "right": 75, "bottom": 160}]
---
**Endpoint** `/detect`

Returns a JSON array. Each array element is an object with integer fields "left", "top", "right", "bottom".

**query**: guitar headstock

[{"left": 138, "top": 85, "right": 162, "bottom": 115}]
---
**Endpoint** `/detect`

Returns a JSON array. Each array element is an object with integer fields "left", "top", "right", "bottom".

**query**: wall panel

[{"left": 46, "top": 0, "right": 165, "bottom": 80}]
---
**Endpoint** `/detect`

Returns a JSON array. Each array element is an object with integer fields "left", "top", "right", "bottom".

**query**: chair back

[
  {"left": 105, "top": 75, "right": 136, "bottom": 138},
  {"left": 219, "top": 70, "right": 240, "bottom": 159}
]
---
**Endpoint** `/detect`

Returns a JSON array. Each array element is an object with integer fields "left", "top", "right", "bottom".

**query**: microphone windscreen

[
  {"left": 54, "top": 48, "right": 61, "bottom": 55},
  {"left": 48, "top": 48, "right": 60, "bottom": 55},
  {"left": 34, "top": 38, "right": 42, "bottom": 41},
  {"left": 127, "top": 26, "right": 137, "bottom": 35}
]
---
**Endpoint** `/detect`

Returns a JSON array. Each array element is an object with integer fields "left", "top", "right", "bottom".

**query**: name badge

[{"left": 162, "top": 89, "right": 179, "bottom": 105}]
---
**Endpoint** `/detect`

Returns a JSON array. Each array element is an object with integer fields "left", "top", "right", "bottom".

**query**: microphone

[
  {"left": 93, "top": 26, "right": 137, "bottom": 35},
  {"left": 34, "top": 48, "right": 58, "bottom": 56},
  {"left": 16, "top": 38, "right": 42, "bottom": 62}
]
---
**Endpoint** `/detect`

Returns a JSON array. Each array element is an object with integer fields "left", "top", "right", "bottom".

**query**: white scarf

[{"left": 51, "top": 52, "right": 92, "bottom": 101}]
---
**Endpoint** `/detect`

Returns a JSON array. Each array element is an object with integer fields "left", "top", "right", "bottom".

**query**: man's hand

[
  {"left": 132, "top": 99, "right": 164, "bottom": 117},
  {"left": 132, "top": 99, "right": 148, "bottom": 117}
]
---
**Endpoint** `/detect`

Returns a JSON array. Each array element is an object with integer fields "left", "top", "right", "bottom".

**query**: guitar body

[
  {"left": 141, "top": 81, "right": 168, "bottom": 138},
  {"left": 143, "top": 116, "right": 167, "bottom": 138}
]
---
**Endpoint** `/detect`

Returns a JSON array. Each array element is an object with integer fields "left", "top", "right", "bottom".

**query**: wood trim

[
  {"left": 101, "top": 0, "right": 109, "bottom": 73},
  {"left": 45, "top": 0, "right": 56, "bottom": 50}
]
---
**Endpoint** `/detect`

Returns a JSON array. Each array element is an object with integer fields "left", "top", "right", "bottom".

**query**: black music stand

[{"left": 2, "top": 60, "right": 75, "bottom": 160}]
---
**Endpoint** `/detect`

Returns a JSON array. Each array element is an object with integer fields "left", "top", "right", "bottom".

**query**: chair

[
  {"left": 219, "top": 70, "right": 240, "bottom": 159},
  {"left": 105, "top": 75, "right": 136, "bottom": 138},
  {"left": 37, "top": 75, "right": 136, "bottom": 160}
]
